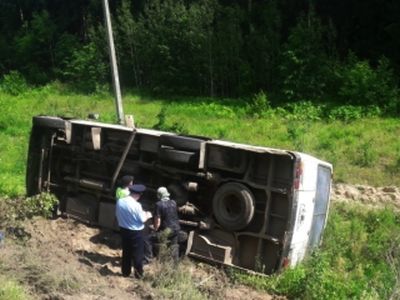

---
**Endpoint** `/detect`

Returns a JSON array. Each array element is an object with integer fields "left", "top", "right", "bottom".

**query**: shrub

[
  {"left": 0, "top": 71, "right": 29, "bottom": 95},
  {"left": 247, "top": 91, "right": 271, "bottom": 117},
  {"left": 0, "top": 193, "right": 58, "bottom": 227},
  {"left": 363, "top": 105, "right": 382, "bottom": 117},
  {"left": 283, "top": 101, "right": 323, "bottom": 121},
  {"left": 328, "top": 105, "right": 363, "bottom": 122},
  {"left": 337, "top": 56, "right": 399, "bottom": 109},
  {"left": 23, "top": 193, "right": 59, "bottom": 219}
]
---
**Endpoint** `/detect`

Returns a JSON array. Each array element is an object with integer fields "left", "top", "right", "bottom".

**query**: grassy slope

[
  {"left": 1, "top": 86, "right": 400, "bottom": 299},
  {"left": 1, "top": 86, "right": 399, "bottom": 196},
  {"left": 232, "top": 202, "right": 400, "bottom": 299}
]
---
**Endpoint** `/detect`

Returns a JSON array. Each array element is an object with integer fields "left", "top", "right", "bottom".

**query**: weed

[
  {"left": 147, "top": 260, "right": 206, "bottom": 300},
  {"left": 153, "top": 106, "right": 188, "bottom": 134},
  {"left": 199, "top": 102, "right": 237, "bottom": 119},
  {"left": 146, "top": 230, "right": 226, "bottom": 299},
  {"left": 287, "top": 121, "right": 308, "bottom": 151},
  {"left": 355, "top": 140, "right": 378, "bottom": 167},
  {"left": 0, "top": 194, "right": 58, "bottom": 231},
  {"left": 247, "top": 91, "right": 271, "bottom": 118},
  {"left": 216, "top": 127, "right": 227, "bottom": 139},
  {"left": 386, "top": 146, "right": 400, "bottom": 176}
]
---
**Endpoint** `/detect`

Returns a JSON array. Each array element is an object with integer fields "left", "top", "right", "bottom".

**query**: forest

[{"left": 0, "top": 0, "right": 399, "bottom": 113}]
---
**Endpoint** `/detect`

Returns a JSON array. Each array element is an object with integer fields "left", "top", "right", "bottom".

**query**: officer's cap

[{"left": 129, "top": 184, "right": 146, "bottom": 194}]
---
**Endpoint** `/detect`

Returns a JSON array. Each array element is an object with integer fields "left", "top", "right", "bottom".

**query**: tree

[
  {"left": 14, "top": 10, "right": 57, "bottom": 83},
  {"left": 278, "top": 6, "right": 333, "bottom": 101},
  {"left": 116, "top": 0, "right": 143, "bottom": 88},
  {"left": 244, "top": 0, "right": 282, "bottom": 92},
  {"left": 62, "top": 40, "right": 107, "bottom": 93}
]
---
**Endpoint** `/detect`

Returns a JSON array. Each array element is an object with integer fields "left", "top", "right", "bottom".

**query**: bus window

[{"left": 308, "top": 165, "right": 331, "bottom": 248}]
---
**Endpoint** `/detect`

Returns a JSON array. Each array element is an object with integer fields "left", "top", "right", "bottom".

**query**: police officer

[{"left": 115, "top": 184, "right": 152, "bottom": 278}]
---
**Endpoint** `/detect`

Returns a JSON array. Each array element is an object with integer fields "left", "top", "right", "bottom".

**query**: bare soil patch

[
  {"left": 332, "top": 183, "right": 400, "bottom": 209},
  {"left": 0, "top": 216, "right": 273, "bottom": 299}
]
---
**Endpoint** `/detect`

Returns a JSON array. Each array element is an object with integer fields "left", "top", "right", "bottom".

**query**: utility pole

[{"left": 102, "top": 0, "right": 125, "bottom": 125}]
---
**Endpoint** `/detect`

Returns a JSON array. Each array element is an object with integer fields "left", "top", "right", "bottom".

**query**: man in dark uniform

[
  {"left": 153, "top": 186, "right": 181, "bottom": 261},
  {"left": 115, "top": 184, "right": 152, "bottom": 278}
]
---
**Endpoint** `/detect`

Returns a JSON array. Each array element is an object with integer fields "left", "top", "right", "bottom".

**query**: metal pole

[{"left": 102, "top": 0, "right": 125, "bottom": 125}]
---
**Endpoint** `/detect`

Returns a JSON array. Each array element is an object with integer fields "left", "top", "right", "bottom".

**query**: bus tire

[
  {"left": 33, "top": 116, "right": 65, "bottom": 129},
  {"left": 212, "top": 182, "right": 255, "bottom": 231}
]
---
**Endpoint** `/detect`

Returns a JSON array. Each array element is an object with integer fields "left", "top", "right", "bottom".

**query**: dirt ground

[
  {"left": 0, "top": 216, "right": 274, "bottom": 300},
  {"left": 331, "top": 183, "right": 400, "bottom": 209}
]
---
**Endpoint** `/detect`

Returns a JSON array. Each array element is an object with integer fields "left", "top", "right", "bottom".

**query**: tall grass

[
  {"left": 0, "top": 85, "right": 399, "bottom": 196},
  {"left": 231, "top": 202, "right": 400, "bottom": 299}
]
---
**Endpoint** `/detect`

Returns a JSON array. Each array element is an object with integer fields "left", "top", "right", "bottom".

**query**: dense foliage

[{"left": 0, "top": 0, "right": 399, "bottom": 112}]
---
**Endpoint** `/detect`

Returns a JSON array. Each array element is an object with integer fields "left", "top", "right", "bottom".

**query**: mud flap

[
  {"left": 33, "top": 116, "right": 66, "bottom": 129},
  {"left": 186, "top": 229, "right": 235, "bottom": 265},
  {"left": 66, "top": 195, "right": 98, "bottom": 223},
  {"left": 98, "top": 202, "right": 118, "bottom": 230}
]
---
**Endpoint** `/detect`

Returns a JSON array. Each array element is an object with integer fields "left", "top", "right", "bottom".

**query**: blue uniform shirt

[{"left": 116, "top": 196, "right": 147, "bottom": 230}]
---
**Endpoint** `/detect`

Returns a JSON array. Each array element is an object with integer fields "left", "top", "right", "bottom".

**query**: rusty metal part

[
  {"left": 110, "top": 129, "right": 137, "bottom": 190},
  {"left": 64, "top": 176, "right": 106, "bottom": 191},
  {"left": 179, "top": 203, "right": 199, "bottom": 216}
]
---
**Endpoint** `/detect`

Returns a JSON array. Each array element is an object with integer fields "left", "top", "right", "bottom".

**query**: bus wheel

[{"left": 212, "top": 183, "right": 255, "bottom": 231}]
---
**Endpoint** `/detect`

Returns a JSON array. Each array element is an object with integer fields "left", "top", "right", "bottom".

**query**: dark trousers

[
  {"left": 120, "top": 227, "right": 144, "bottom": 278},
  {"left": 151, "top": 229, "right": 179, "bottom": 262}
]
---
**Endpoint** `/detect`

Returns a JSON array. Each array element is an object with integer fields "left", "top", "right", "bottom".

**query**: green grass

[
  {"left": 0, "top": 276, "right": 29, "bottom": 300},
  {"left": 0, "top": 84, "right": 400, "bottom": 196},
  {"left": 230, "top": 202, "right": 400, "bottom": 299}
]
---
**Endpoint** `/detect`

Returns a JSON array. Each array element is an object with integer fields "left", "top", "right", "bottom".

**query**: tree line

[{"left": 0, "top": 0, "right": 399, "bottom": 111}]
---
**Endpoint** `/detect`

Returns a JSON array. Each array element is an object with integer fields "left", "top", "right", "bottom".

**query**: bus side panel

[{"left": 288, "top": 190, "right": 315, "bottom": 266}]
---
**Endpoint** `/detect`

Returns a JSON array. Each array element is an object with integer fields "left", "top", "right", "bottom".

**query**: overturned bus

[{"left": 26, "top": 115, "right": 332, "bottom": 274}]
